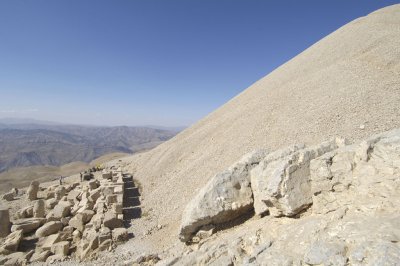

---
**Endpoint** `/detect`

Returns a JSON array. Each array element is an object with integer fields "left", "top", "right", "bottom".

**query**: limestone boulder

[
  {"left": 102, "top": 186, "right": 114, "bottom": 196},
  {"left": 0, "top": 230, "right": 23, "bottom": 255},
  {"left": 55, "top": 186, "right": 66, "bottom": 200},
  {"left": 250, "top": 139, "right": 347, "bottom": 217},
  {"left": 111, "top": 203, "right": 123, "bottom": 214},
  {"left": 179, "top": 149, "right": 267, "bottom": 242},
  {"left": 68, "top": 211, "right": 94, "bottom": 232},
  {"left": 310, "top": 129, "right": 400, "bottom": 215},
  {"left": 68, "top": 214, "right": 85, "bottom": 232},
  {"left": 0, "top": 207, "right": 10, "bottom": 237},
  {"left": 26, "top": 181, "right": 39, "bottom": 201},
  {"left": 36, "top": 221, "right": 63, "bottom": 237},
  {"left": 51, "top": 241, "right": 70, "bottom": 256},
  {"left": 66, "top": 190, "right": 80, "bottom": 203},
  {"left": 30, "top": 250, "right": 52, "bottom": 263},
  {"left": 88, "top": 180, "right": 99, "bottom": 190},
  {"left": 88, "top": 188, "right": 101, "bottom": 203},
  {"left": 2, "top": 192, "right": 14, "bottom": 201},
  {"left": 2, "top": 251, "right": 31, "bottom": 265},
  {"left": 37, "top": 233, "right": 61, "bottom": 251},
  {"left": 102, "top": 171, "right": 112, "bottom": 179},
  {"left": 45, "top": 198, "right": 58, "bottom": 209},
  {"left": 103, "top": 211, "right": 123, "bottom": 229},
  {"left": 98, "top": 239, "right": 113, "bottom": 251},
  {"left": 52, "top": 202, "right": 71, "bottom": 219},
  {"left": 45, "top": 191, "right": 55, "bottom": 199},
  {"left": 98, "top": 227, "right": 111, "bottom": 244},
  {"left": 76, "top": 228, "right": 99, "bottom": 261},
  {"left": 33, "top": 199, "right": 45, "bottom": 218},
  {"left": 106, "top": 194, "right": 118, "bottom": 205},
  {"left": 16, "top": 206, "right": 33, "bottom": 219},
  {"left": 11, "top": 218, "right": 46, "bottom": 234}
]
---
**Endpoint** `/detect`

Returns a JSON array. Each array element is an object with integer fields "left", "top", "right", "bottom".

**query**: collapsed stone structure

[
  {"left": 0, "top": 168, "right": 131, "bottom": 264},
  {"left": 176, "top": 129, "right": 400, "bottom": 265}
]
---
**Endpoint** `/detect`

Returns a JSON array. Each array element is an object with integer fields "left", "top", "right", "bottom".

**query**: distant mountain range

[{"left": 0, "top": 119, "right": 180, "bottom": 172}]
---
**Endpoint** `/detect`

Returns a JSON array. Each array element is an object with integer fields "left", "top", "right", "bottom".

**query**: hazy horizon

[
  {"left": 1, "top": 0, "right": 398, "bottom": 126},
  {"left": 0, "top": 117, "right": 186, "bottom": 129}
]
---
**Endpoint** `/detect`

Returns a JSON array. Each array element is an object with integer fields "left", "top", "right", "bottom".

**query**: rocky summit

[
  {"left": 1, "top": 4, "right": 400, "bottom": 266},
  {"left": 0, "top": 166, "right": 132, "bottom": 264}
]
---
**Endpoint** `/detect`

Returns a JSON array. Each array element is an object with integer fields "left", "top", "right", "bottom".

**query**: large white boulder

[
  {"left": 250, "top": 139, "right": 347, "bottom": 217},
  {"left": 179, "top": 149, "right": 267, "bottom": 242}
]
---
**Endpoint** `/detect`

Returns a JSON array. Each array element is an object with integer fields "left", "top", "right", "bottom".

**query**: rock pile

[
  {"left": 171, "top": 128, "right": 400, "bottom": 264},
  {"left": 179, "top": 137, "right": 348, "bottom": 242},
  {"left": 0, "top": 168, "right": 130, "bottom": 264}
]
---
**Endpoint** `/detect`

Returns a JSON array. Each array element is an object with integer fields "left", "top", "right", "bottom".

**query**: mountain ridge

[{"left": 0, "top": 123, "right": 178, "bottom": 172}]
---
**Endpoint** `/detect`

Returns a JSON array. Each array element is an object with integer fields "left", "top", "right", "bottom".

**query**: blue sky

[{"left": 0, "top": 0, "right": 398, "bottom": 126}]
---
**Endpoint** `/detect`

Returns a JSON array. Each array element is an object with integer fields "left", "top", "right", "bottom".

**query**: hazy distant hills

[{"left": 0, "top": 120, "right": 179, "bottom": 172}]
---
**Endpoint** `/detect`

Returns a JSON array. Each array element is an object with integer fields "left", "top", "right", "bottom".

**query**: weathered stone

[
  {"left": 68, "top": 210, "right": 93, "bottom": 232},
  {"left": 66, "top": 190, "right": 80, "bottom": 203},
  {"left": 0, "top": 207, "right": 11, "bottom": 237},
  {"left": 38, "top": 233, "right": 61, "bottom": 251},
  {"left": 55, "top": 186, "right": 66, "bottom": 200},
  {"left": 45, "top": 198, "right": 58, "bottom": 209},
  {"left": 76, "top": 228, "right": 99, "bottom": 261},
  {"left": 102, "top": 186, "right": 114, "bottom": 196},
  {"left": 16, "top": 206, "right": 33, "bottom": 219},
  {"left": 112, "top": 228, "right": 129, "bottom": 243},
  {"left": 98, "top": 239, "right": 112, "bottom": 251},
  {"left": 11, "top": 218, "right": 46, "bottom": 234},
  {"left": 179, "top": 149, "right": 267, "bottom": 242},
  {"left": 33, "top": 199, "right": 45, "bottom": 218},
  {"left": 52, "top": 203, "right": 71, "bottom": 218},
  {"left": 88, "top": 180, "right": 99, "bottom": 190},
  {"left": 111, "top": 203, "right": 123, "bottom": 214},
  {"left": 45, "top": 191, "right": 55, "bottom": 199},
  {"left": 72, "top": 229, "right": 81, "bottom": 243},
  {"left": 0, "top": 230, "right": 23, "bottom": 255},
  {"left": 95, "top": 201, "right": 106, "bottom": 214},
  {"left": 2, "top": 251, "right": 30, "bottom": 265},
  {"left": 304, "top": 241, "right": 347, "bottom": 266},
  {"left": 68, "top": 214, "right": 85, "bottom": 232},
  {"left": 30, "top": 250, "right": 52, "bottom": 263},
  {"left": 91, "top": 213, "right": 104, "bottom": 230},
  {"left": 98, "top": 227, "right": 111, "bottom": 244},
  {"left": 310, "top": 129, "right": 400, "bottom": 215},
  {"left": 102, "top": 171, "right": 112, "bottom": 179},
  {"left": 88, "top": 188, "right": 101, "bottom": 203},
  {"left": 2, "top": 192, "right": 14, "bottom": 201},
  {"left": 103, "top": 211, "right": 123, "bottom": 229},
  {"left": 26, "top": 181, "right": 39, "bottom": 201},
  {"left": 36, "top": 221, "right": 63, "bottom": 237},
  {"left": 106, "top": 194, "right": 118, "bottom": 205},
  {"left": 250, "top": 139, "right": 346, "bottom": 217},
  {"left": 51, "top": 241, "right": 70, "bottom": 256},
  {"left": 60, "top": 217, "right": 70, "bottom": 227}
]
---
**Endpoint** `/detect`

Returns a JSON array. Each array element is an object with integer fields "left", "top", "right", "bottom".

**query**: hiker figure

[
  {"left": 59, "top": 175, "right": 63, "bottom": 185},
  {"left": 80, "top": 172, "right": 83, "bottom": 182}
]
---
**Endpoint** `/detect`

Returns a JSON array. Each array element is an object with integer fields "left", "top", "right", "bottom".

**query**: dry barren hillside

[
  {"left": 1, "top": 4, "right": 400, "bottom": 266},
  {"left": 123, "top": 4, "right": 400, "bottom": 251}
]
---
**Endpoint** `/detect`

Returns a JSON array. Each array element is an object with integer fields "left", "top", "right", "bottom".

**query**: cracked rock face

[
  {"left": 310, "top": 129, "right": 400, "bottom": 215},
  {"left": 250, "top": 138, "right": 348, "bottom": 217},
  {"left": 172, "top": 128, "right": 400, "bottom": 265},
  {"left": 179, "top": 149, "right": 268, "bottom": 242}
]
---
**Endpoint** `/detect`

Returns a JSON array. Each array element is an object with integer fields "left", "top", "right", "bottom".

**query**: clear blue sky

[{"left": 0, "top": 0, "right": 398, "bottom": 127}]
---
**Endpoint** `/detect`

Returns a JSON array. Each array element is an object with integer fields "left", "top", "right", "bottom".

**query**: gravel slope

[{"left": 122, "top": 4, "right": 400, "bottom": 254}]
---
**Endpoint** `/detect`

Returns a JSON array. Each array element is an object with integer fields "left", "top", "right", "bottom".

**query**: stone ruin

[{"left": 0, "top": 167, "right": 132, "bottom": 264}]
